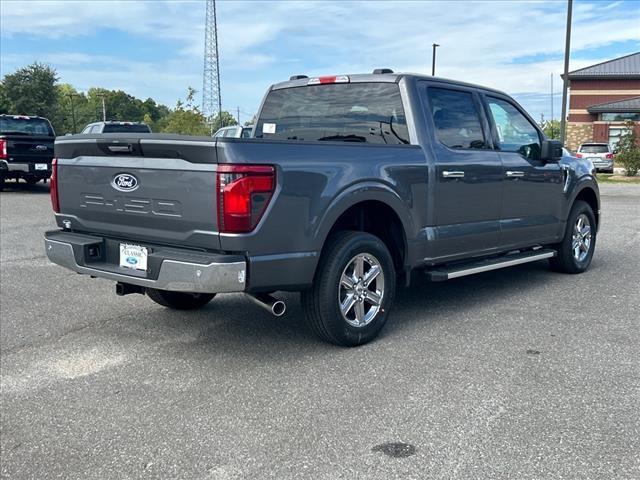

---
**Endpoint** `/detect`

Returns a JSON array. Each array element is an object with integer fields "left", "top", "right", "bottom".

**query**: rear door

[
  {"left": 419, "top": 83, "right": 503, "bottom": 259},
  {"left": 483, "top": 95, "right": 564, "bottom": 247},
  {"left": 54, "top": 135, "right": 221, "bottom": 250}
]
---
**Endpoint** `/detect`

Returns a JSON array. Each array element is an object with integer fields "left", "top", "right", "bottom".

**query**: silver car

[
  {"left": 576, "top": 143, "right": 614, "bottom": 173},
  {"left": 213, "top": 125, "right": 254, "bottom": 138}
]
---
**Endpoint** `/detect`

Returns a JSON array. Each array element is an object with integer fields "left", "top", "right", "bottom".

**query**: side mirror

[{"left": 541, "top": 139, "right": 563, "bottom": 162}]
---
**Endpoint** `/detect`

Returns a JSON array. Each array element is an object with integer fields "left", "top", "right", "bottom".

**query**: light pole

[
  {"left": 560, "top": 0, "right": 573, "bottom": 144},
  {"left": 67, "top": 93, "right": 77, "bottom": 134},
  {"left": 431, "top": 43, "right": 440, "bottom": 76}
]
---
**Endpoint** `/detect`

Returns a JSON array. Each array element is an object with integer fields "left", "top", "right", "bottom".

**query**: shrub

[{"left": 615, "top": 120, "right": 640, "bottom": 177}]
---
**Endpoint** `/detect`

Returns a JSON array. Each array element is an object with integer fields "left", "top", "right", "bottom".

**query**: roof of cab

[{"left": 271, "top": 72, "right": 509, "bottom": 97}]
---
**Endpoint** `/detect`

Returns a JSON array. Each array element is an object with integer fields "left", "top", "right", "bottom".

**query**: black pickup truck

[
  {"left": 45, "top": 71, "right": 600, "bottom": 346},
  {"left": 0, "top": 114, "right": 56, "bottom": 187}
]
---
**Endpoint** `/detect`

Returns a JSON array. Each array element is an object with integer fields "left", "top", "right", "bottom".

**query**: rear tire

[
  {"left": 550, "top": 200, "right": 596, "bottom": 274},
  {"left": 146, "top": 288, "right": 215, "bottom": 310},
  {"left": 301, "top": 231, "right": 396, "bottom": 347}
]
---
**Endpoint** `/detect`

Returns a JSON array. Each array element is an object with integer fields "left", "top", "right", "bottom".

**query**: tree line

[{"left": 0, "top": 63, "right": 240, "bottom": 135}]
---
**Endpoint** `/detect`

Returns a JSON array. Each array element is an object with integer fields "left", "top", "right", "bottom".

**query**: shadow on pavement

[
  {"left": 0, "top": 180, "right": 50, "bottom": 194},
  {"left": 129, "top": 260, "right": 555, "bottom": 357}
]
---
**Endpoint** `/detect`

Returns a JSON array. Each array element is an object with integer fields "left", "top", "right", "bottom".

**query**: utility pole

[
  {"left": 202, "top": 0, "right": 222, "bottom": 134},
  {"left": 431, "top": 43, "right": 440, "bottom": 76},
  {"left": 101, "top": 96, "right": 106, "bottom": 121},
  {"left": 67, "top": 93, "right": 77, "bottom": 134},
  {"left": 237, "top": 106, "right": 240, "bottom": 125},
  {"left": 550, "top": 73, "right": 554, "bottom": 138},
  {"left": 560, "top": 0, "right": 573, "bottom": 144}
]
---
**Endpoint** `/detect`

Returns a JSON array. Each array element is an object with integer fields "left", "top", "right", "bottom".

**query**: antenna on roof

[{"left": 373, "top": 68, "right": 394, "bottom": 74}]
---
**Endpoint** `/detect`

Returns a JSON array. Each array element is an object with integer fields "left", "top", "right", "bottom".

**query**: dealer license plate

[
  {"left": 119, "top": 244, "right": 148, "bottom": 271},
  {"left": 35, "top": 163, "right": 48, "bottom": 170}
]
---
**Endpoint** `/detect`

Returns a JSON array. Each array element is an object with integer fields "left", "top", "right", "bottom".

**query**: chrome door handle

[
  {"left": 506, "top": 171, "right": 525, "bottom": 178},
  {"left": 442, "top": 170, "right": 465, "bottom": 178}
]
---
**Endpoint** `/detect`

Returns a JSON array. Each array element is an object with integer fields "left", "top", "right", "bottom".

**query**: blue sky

[{"left": 1, "top": 0, "right": 639, "bottom": 124}]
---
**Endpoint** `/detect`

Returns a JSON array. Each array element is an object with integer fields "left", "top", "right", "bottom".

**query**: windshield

[
  {"left": 0, "top": 117, "right": 54, "bottom": 136},
  {"left": 580, "top": 145, "right": 608, "bottom": 153},
  {"left": 102, "top": 124, "right": 151, "bottom": 133},
  {"left": 255, "top": 82, "right": 409, "bottom": 144}
]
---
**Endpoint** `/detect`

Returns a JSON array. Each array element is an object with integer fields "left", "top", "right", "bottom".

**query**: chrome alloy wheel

[
  {"left": 339, "top": 253, "right": 385, "bottom": 327},
  {"left": 572, "top": 213, "right": 592, "bottom": 262}
]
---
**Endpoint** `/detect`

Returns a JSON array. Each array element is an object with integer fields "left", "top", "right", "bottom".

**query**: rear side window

[
  {"left": 580, "top": 144, "right": 609, "bottom": 153},
  {"left": 102, "top": 124, "right": 151, "bottom": 133},
  {"left": 427, "top": 88, "right": 486, "bottom": 149},
  {"left": 255, "top": 82, "right": 409, "bottom": 144},
  {"left": 0, "top": 117, "right": 54, "bottom": 136}
]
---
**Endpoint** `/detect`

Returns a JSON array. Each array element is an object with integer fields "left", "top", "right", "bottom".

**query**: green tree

[
  {"left": 2, "top": 62, "right": 58, "bottom": 117},
  {"left": 542, "top": 119, "right": 560, "bottom": 140},
  {"left": 615, "top": 120, "right": 640, "bottom": 176},
  {"left": 161, "top": 88, "right": 210, "bottom": 136},
  {"left": 54, "top": 83, "right": 91, "bottom": 134},
  {"left": 0, "top": 83, "right": 10, "bottom": 114},
  {"left": 211, "top": 111, "right": 237, "bottom": 131}
]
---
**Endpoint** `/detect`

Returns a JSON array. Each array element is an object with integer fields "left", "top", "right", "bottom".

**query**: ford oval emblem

[{"left": 112, "top": 173, "right": 139, "bottom": 192}]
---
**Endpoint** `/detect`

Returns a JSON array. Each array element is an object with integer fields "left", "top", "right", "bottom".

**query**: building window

[
  {"left": 609, "top": 127, "right": 632, "bottom": 151},
  {"left": 601, "top": 112, "right": 640, "bottom": 122}
]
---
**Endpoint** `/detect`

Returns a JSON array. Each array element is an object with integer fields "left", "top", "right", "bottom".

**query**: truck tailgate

[{"left": 54, "top": 135, "right": 220, "bottom": 250}]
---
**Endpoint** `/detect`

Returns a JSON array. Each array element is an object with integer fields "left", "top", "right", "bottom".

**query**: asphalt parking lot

[{"left": 1, "top": 182, "right": 639, "bottom": 479}]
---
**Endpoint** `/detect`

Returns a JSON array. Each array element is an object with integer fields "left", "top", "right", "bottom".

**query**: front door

[
  {"left": 419, "top": 84, "right": 503, "bottom": 259},
  {"left": 483, "top": 95, "right": 564, "bottom": 248}
]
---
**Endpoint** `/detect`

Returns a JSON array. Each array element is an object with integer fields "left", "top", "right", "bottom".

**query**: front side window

[
  {"left": 487, "top": 97, "right": 540, "bottom": 160},
  {"left": 255, "top": 82, "right": 409, "bottom": 145},
  {"left": 427, "top": 88, "right": 486, "bottom": 149}
]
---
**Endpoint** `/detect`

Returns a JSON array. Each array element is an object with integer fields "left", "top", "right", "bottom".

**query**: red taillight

[
  {"left": 0, "top": 139, "right": 7, "bottom": 159},
  {"left": 576, "top": 153, "right": 583, "bottom": 158},
  {"left": 50, "top": 158, "right": 60, "bottom": 213},
  {"left": 217, "top": 165, "right": 275, "bottom": 233},
  {"left": 606, "top": 153, "right": 613, "bottom": 159}
]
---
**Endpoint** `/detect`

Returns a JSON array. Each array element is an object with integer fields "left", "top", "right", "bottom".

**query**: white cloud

[{"left": 1, "top": 0, "right": 639, "bottom": 119}]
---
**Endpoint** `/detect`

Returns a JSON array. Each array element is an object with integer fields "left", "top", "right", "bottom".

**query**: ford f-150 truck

[
  {"left": 45, "top": 71, "right": 600, "bottom": 346},
  {"left": 1, "top": 114, "right": 55, "bottom": 187}
]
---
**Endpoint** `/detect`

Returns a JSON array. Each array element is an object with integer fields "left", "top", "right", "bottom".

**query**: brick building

[{"left": 564, "top": 52, "right": 640, "bottom": 152}]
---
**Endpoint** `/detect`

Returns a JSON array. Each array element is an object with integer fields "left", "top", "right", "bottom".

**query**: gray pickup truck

[{"left": 45, "top": 70, "right": 600, "bottom": 346}]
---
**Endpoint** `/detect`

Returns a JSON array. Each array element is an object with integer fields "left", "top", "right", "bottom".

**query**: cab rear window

[
  {"left": 102, "top": 124, "right": 151, "bottom": 133},
  {"left": 255, "top": 83, "right": 409, "bottom": 144},
  {"left": 0, "top": 117, "right": 54, "bottom": 136}
]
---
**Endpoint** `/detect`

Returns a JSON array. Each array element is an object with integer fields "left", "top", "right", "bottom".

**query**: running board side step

[{"left": 426, "top": 249, "right": 556, "bottom": 281}]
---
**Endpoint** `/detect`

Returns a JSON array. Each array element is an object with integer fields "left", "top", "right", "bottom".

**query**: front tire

[
  {"left": 301, "top": 231, "right": 396, "bottom": 347},
  {"left": 146, "top": 288, "right": 215, "bottom": 310},
  {"left": 550, "top": 200, "right": 596, "bottom": 274}
]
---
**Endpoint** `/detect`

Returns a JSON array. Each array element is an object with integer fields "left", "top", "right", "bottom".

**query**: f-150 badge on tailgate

[{"left": 112, "top": 173, "right": 139, "bottom": 192}]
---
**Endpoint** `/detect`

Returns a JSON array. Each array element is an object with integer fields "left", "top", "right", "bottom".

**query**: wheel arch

[
  {"left": 571, "top": 183, "right": 600, "bottom": 228},
  {"left": 314, "top": 184, "right": 414, "bottom": 274}
]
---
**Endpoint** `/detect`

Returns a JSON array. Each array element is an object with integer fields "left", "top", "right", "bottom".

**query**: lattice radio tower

[{"left": 202, "top": 0, "right": 221, "bottom": 132}]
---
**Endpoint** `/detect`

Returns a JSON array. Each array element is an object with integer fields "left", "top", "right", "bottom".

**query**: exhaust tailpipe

[
  {"left": 116, "top": 282, "right": 145, "bottom": 296},
  {"left": 246, "top": 293, "right": 286, "bottom": 317}
]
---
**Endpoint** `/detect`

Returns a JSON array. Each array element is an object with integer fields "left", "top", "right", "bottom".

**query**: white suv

[{"left": 576, "top": 143, "right": 614, "bottom": 173}]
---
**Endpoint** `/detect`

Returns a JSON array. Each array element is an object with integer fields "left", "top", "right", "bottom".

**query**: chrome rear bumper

[{"left": 44, "top": 231, "right": 246, "bottom": 293}]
